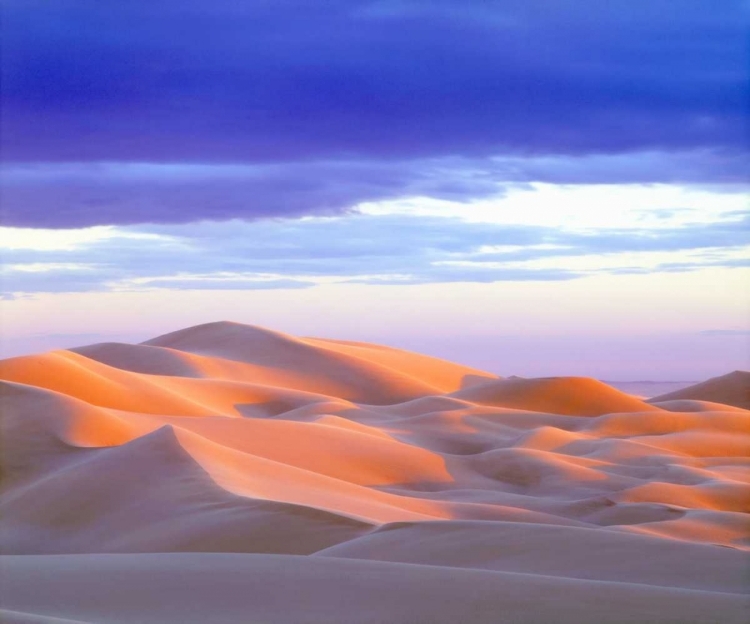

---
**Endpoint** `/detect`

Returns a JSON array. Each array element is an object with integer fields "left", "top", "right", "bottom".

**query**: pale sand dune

[
  {"left": 1, "top": 321, "right": 748, "bottom": 623},
  {"left": 313, "top": 519, "right": 749, "bottom": 592},
  {"left": 1, "top": 555, "right": 748, "bottom": 624}
]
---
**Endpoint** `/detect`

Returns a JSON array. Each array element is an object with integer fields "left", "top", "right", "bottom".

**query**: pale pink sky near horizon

[
  {"left": 3, "top": 267, "right": 748, "bottom": 381},
  {"left": 2, "top": 186, "right": 748, "bottom": 381}
]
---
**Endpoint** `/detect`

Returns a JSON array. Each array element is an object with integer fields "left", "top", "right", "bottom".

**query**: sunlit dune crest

[{"left": 1, "top": 321, "right": 748, "bottom": 623}]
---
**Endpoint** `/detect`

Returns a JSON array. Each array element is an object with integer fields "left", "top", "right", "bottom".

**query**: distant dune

[
  {"left": 1, "top": 321, "right": 748, "bottom": 623},
  {"left": 649, "top": 370, "right": 750, "bottom": 410}
]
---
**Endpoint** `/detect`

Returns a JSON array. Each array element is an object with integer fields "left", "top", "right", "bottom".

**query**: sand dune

[
  {"left": 650, "top": 370, "right": 750, "bottom": 409},
  {"left": 451, "top": 375, "right": 659, "bottom": 416},
  {"left": 1, "top": 321, "right": 748, "bottom": 623},
  {"left": 4, "top": 553, "right": 748, "bottom": 624}
]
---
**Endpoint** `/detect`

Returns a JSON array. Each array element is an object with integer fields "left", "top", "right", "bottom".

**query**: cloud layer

[
  {"left": 2, "top": 206, "right": 748, "bottom": 296},
  {"left": 2, "top": 152, "right": 747, "bottom": 228},
  {"left": 1, "top": 1, "right": 747, "bottom": 228},
  {"left": 3, "top": 1, "right": 746, "bottom": 161}
]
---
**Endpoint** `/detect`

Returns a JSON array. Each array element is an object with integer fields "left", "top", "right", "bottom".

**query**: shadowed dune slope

[
  {"left": 313, "top": 519, "right": 749, "bottom": 593},
  {"left": 1, "top": 321, "right": 748, "bottom": 623},
  {"left": 650, "top": 370, "right": 750, "bottom": 410},
  {"left": 139, "top": 321, "right": 497, "bottom": 403},
  {"left": 0, "top": 423, "right": 371, "bottom": 555},
  {"left": 1, "top": 554, "right": 748, "bottom": 624},
  {"left": 71, "top": 342, "right": 206, "bottom": 377}
]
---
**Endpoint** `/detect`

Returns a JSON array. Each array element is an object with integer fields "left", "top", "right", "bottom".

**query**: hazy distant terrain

[{"left": 607, "top": 381, "right": 697, "bottom": 398}]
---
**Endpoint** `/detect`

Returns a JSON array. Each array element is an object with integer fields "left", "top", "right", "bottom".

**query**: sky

[{"left": 0, "top": 0, "right": 748, "bottom": 379}]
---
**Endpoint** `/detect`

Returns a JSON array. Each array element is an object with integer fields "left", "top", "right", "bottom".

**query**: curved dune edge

[
  {"left": 0, "top": 554, "right": 748, "bottom": 624},
  {"left": 649, "top": 370, "right": 750, "bottom": 410},
  {"left": 1, "top": 321, "right": 748, "bottom": 622}
]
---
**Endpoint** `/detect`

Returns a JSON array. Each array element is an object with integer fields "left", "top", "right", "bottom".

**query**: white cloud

[
  {"left": 2, "top": 262, "right": 94, "bottom": 273},
  {"left": 1, "top": 183, "right": 747, "bottom": 296},
  {"left": 0, "top": 226, "right": 171, "bottom": 251},
  {"left": 357, "top": 183, "right": 748, "bottom": 229}
]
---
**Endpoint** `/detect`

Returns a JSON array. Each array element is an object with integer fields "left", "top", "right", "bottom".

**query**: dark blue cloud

[
  {"left": 1, "top": 1, "right": 746, "bottom": 227},
  {"left": 2, "top": 0, "right": 746, "bottom": 162},
  {"left": 1, "top": 152, "right": 746, "bottom": 228},
  {"left": 0, "top": 159, "right": 504, "bottom": 228}
]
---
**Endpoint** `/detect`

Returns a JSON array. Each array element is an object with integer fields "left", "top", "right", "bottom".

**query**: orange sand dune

[
  {"left": 1, "top": 321, "right": 748, "bottom": 623},
  {"left": 451, "top": 375, "right": 660, "bottom": 416}
]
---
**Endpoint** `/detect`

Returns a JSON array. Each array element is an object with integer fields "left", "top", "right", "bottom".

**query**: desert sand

[{"left": 0, "top": 321, "right": 748, "bottom": 623}]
